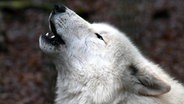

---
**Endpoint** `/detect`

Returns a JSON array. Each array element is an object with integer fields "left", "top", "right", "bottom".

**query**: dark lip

[
  {"left": 49, "top": 19, "right": 57, "bottom": 37},
  {"left": 42, "top": 19, "right": 65, "bottom": 46}
]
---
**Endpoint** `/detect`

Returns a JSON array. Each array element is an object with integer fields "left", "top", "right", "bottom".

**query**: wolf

[{"left": 39, "top": 4, "right": 184, "bottom": 104}]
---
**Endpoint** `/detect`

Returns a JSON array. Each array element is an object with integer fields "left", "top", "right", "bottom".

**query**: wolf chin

[{"left": 39, "top": 4, "right": 184, "bottom": 104}]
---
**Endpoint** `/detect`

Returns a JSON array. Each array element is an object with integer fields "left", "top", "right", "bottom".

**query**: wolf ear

[{"left": 128, "top": 65, "right": 171, "bottom": 96}]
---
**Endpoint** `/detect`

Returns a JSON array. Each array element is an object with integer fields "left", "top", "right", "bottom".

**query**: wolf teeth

[
  {"left": 45, "top": 32, "right": 56, "bottom": 39},
  {"left": 46, "top": 32, "right": 49, "bottom": 36},
  {"left": 51, "top": 35, "right": 55, "bottom": 39}
]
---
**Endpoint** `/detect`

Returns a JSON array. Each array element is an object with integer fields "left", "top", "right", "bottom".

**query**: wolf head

[{"left": 39, "top": 5, "right": 170, "bottom": 97}]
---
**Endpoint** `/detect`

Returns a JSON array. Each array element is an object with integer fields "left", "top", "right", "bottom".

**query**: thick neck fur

[
  {"left": 54, "top": 59, "right": 124, "bottom": 104},
  {"left": 54, "top": 57, "right": 184, "bottom": 104}
]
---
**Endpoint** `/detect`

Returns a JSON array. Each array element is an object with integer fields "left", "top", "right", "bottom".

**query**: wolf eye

[{"left": 95, "top": 33, "right": 104, "bottom": 41}]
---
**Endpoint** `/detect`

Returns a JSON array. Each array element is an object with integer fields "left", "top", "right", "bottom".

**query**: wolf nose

[{"left": 53, "top": 4, "right": 66, "bottom": 14}]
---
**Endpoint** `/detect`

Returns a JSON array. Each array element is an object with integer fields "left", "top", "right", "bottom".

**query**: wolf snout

[{"left": 53, "top": 4, "right": 66, "bottom": 14}]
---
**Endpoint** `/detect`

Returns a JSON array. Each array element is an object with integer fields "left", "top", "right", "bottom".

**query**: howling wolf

[{"left": 39, "top": 4, "right": 184, "bottom": 104}]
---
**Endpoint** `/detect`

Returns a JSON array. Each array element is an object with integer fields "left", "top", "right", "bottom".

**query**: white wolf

[{"left": 39, "top": 4, "right": 184, "bottom": 104}]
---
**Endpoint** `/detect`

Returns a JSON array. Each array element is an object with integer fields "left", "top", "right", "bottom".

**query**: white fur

[{"left": 39, "top": 6, "right": 184, "bottom": 104}]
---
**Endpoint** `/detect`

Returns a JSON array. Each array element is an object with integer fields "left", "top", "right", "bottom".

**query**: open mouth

[{"left": 42, "top": 20, "right": 65, "bottom": 46}]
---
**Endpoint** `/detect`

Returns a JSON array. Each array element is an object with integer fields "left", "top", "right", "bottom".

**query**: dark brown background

[{"left": 0, "top": 0, "right": 184, "bottom": 104}]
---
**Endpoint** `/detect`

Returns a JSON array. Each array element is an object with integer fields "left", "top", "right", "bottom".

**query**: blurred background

[{"left": 0, "top": 0, "right": 184, "bottom": 104}]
